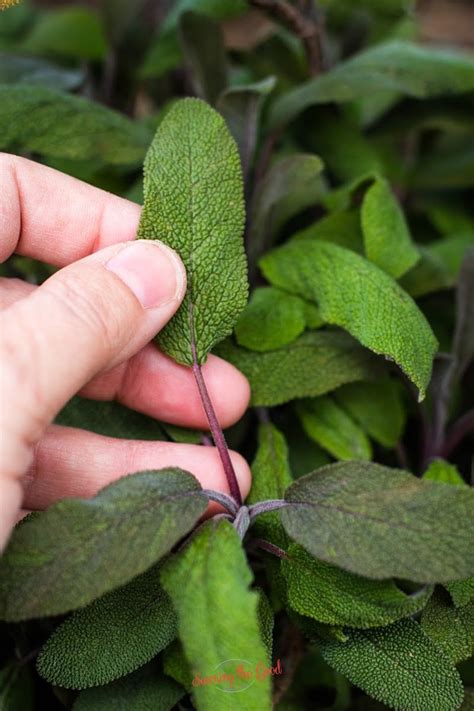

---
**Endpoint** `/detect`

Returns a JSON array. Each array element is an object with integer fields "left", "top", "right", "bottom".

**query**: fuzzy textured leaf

[
  {"left": 0, "top": 469, "right": 207, "bottom": 620},
  {"left": 334, "top": 379, "right": 405, "bottom": 448},
  {"left": 319, "top": 619, "right": 463, "bottom": 711},
  {"left": 37, "top": 565, "right": 177, "bottom": 689},
  {"left": 161, "top": 519, "right": 272, "bottom": 710},
  {"left": 0, "top": 85, "right": 150, "bottom": 165},
  {"left": 270, "top": 41, "right": 474, "bottom": 127},
  {"left": 297, "top": 397, "right": 372, "bottom": 461},
  {"left": 73, "top": 665, "right": 184, "bottom": 711},
  {"left": 445, "top": 578, "right": 474, "bottom": 609},
  {"left": 216, "top": 331, "right": 380, "bottom": 406},
  {"left": 260, "top": 240, "right": 437, "bottom": 399},
  {"left": 280, "top": 462, "right": 474, "bottom": 582},
  {"left": 138, "top": 98, "right": 247, "bottom": 365},
  {"left": 283, "top": 543, "right": 433, "bottom": 628},
  {"left": 248, "top": 423, "right": 292, "bottom": 505},
  {"left": 291, "top": 209, "right": 364, "bottom": 254},
  {"left": 361, "top": 177, "right": 420, "bottom": 278},
  {"left": 235, "top": 287, "right": 306, "bottom": 352},
  {"left": 421, "top": 588, "right": 474, "bottom": 663}
]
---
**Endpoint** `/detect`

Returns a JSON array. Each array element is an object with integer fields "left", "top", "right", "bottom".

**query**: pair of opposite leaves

[{"left": 138, "top": 97, "right": 436, "bottom": 399}]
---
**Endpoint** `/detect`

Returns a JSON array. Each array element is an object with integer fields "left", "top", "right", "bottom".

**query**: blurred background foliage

[{"left": 0, "top": 1, "right": 473, "bottom": 708}]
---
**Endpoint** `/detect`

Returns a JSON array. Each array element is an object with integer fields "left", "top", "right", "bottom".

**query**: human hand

[{"left": 0, "top": 155, "right": 251, "bottom": 550}]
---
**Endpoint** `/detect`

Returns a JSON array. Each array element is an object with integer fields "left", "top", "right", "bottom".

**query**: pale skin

[{"left": 0, "top": 154, "right": 252, "bottom": 550}]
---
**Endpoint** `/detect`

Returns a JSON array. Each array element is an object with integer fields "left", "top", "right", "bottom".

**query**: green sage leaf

[
  {"left": 283, "top": 543, "right": 433, "bottom": 628},
  {"left": 334, "top": 379, "right": 405, "bottom": 448},
  {"left": 0, "top": 52, "right": 83, "bottom": 89},
  {"left": 421, "top": 588, "right": 474, "bottom": 664},
  {"left": 281, "top": 462, "right": 474, "bottom": 582},
  {"left": 0, "top": 85, "right": 151, "bottom": 166},
  {"left": 296, "top": 397, "right": 372, "bottom": 461},
  {"left": 161, "top": 519, "right": 272, "bottom": 710},
  {"left": 270, "top": 41, "right": 474, "bottom": 127},
  {"left": 319, "top": 619, "right": 463, "bottom": 711},
  {"left": 235, "top": 287, "right": 306, "bottom": 352},
  {"left": 216, "top": 331, "right": 381, "bottom": 406},
  {"left": 138, "top": 98, "right": 247, "bottom": 365},
  {"left": 217, "top": 77, "right": 276, "bottom": 180},
  {"left": 73, "top": 665, "right": 184, "bottom": 711},
  {"left": 0, "top": 469, "right": 207, "bottom": 620},
  {"left": 361, "top": 177, "right": 420, "bottom": 278},
  {"left": 37, "top": 565, "right": 177, "bottom": 689},
  {"left": 260, "top": 241, "right": 437, "bottom": 399},
  {"left": 20, "top": 7, "right": 107, "bottom": 61}
]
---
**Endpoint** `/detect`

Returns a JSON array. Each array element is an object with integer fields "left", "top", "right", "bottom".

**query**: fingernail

[{"left": 106, "top": 240, "right": 185, "bottom": 309}]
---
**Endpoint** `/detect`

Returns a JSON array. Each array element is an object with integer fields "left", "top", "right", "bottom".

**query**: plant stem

[
  {"left": 248, "top": 499, "right": 288, "bottom": 518},
  {"left": 441, "top": 409, "right": 474, "bottom": 458},
  {"left": 203, "top": 489, "right": 239, "bottom": 517},
  {"left": 253, "top": 538, "right": 288, "bottom": 559},
  {"left": 190, "top": 323, "right": 242, "bottom": 505}
]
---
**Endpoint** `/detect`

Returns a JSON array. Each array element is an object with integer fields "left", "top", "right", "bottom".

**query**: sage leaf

[
  {"left": 216, "top": 331, "right": 381, "bottom": 406},
  {"left": 280, "top": 462, "right": 474, "bottom": 582},
  {"left": 249, "top": 423, "right": 292, "bottom": 506},
  {"left": 56, "top": 396, "right": 165, "bottom": 441},
  {"left": 270, "top": 41, "right": 474, "bottom": 127},
  {"left": 0, "top": 85, "right": 151, "bottom": 166},
  {"left": 0, "top": 469, "right": 207, "bottom": 620},
  {"left": 282, "top": 543, "right": 433, "bottom": 629},
  {"left": 217, "top": 77, "right": 276, "bottom": 180},
  {"left": 20, "top": 7, "right": 107, "bottom": 61},
  {"left": 248, "top": 154, "right": 324, "bottom": 265},
  {"left": 161, "top": 519, "right": 272, "bottom": 710},
  {"left": 291, "top": 209, "right": 364, "bottom": 254},
  {"left": 445, "top": 578, "right": 474, "bottom": 609},
  {"left": 73, "top": 665, "right": 184, "bottom": 711},
  {"left": 423, "top": 459, "right": 466, "bottom": 487},
  {"left": 421, "top": 588, "right": 474, "bottom": 664},
  {"left": 361, "top": 177, "right": 420, "bottom": 279},
  {"left": 235, "top": 287, "right": 306, "bottom": 352},
  {"left": 334, "top": 379, "right": 405, "bottom": 448},
  {"left": 400, "top": 235, "right": 474, "bottom": 298},
  {"left": 37, "top": 565, "right": 177, "bottom": 689},
  {"left": 296, "top": 397, "right": 372, "bottom": 461},
  {"left": 138, "top": 98, "right": 247, "bottom": 366},
  {"left": 0, "top": 52, "right": 84, "bottom": 89},
  {"left": 163, "top": 641, "right": 192, "bottom": 692},
  {"left": 0, "top": 662, "right": 34, "bottom": 711},
  {"left": 319, "top": 619, "right": 463, "bottom": 711},
  {"left": 260, "top": 241, "right": 437, "bottom": 399}
]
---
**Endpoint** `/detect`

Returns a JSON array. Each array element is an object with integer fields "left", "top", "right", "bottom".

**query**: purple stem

[
  {"left": 254, "top": 538, "right": 288, "bottom": 559},
  {"left": 248, "top": 499, "right": 288, "bottom": 519},
  {"left": 441, "top": 410, "right": 474, "bottom": 459},
  {"left": 203, "top": 489, "right": 239, "bottom": 517},
  {"left": 190, "top": 326, "right": 242, "bottom": 506}
]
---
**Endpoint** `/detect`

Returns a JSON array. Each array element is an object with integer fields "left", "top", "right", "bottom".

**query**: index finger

[{"left": 0, "top": 153, "right": 141, "bottom": 266}]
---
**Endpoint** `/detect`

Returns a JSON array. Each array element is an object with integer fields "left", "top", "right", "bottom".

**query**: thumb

[{"left": 0, "top": 239, "right": 186, "bottom": 543}]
